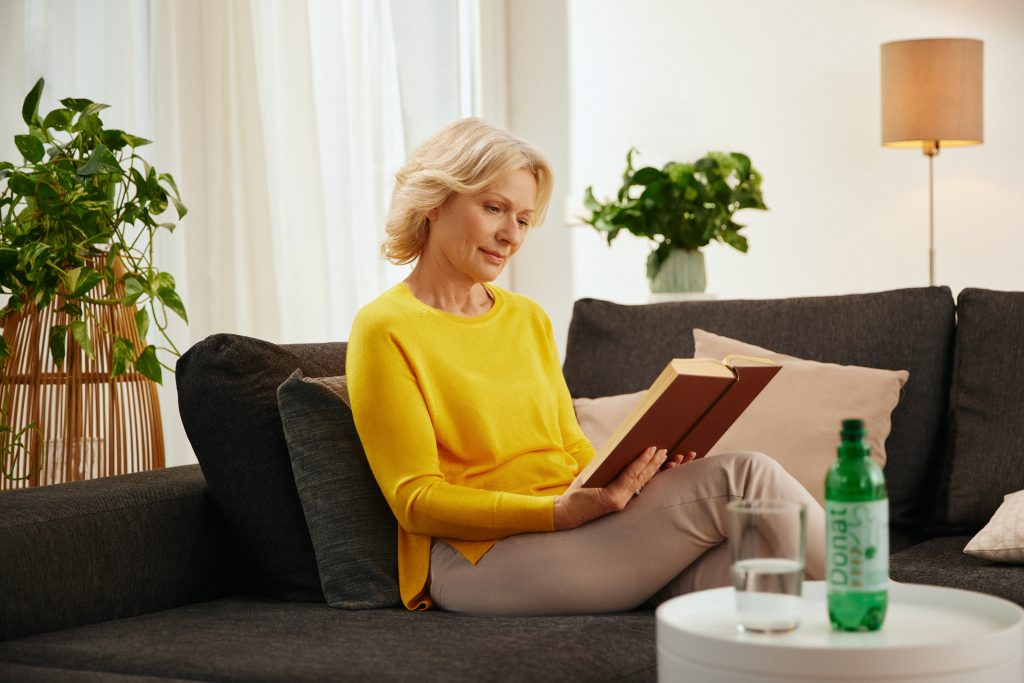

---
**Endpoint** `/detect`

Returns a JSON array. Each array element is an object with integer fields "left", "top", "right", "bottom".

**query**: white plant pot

[{"left": 648, "top": 249, "right": 707, "bottom": 294}]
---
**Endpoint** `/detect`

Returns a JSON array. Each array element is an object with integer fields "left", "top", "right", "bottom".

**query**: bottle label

[{"left": 826, "top": 499, "right": 889, "bottom": 592}]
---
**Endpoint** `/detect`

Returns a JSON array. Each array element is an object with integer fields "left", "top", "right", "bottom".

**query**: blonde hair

[{"left": 382, "top": 118, "right": 554, "bottom": 265}]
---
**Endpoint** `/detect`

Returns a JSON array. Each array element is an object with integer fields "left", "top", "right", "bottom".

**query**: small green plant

[
  {"left": 0, "top": 77, "right": 188, "bottom": 479},
  {"left": 582, "top": 148, "right": 767, "bottom": 279}
]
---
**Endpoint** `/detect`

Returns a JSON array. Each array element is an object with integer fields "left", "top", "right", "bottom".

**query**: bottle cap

[{"left": 841, "top": 418, "right": 866, "bottom": 439}]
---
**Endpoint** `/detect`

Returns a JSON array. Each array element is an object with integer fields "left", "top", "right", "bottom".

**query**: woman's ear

[{"left": 426, "top": 205, "right": 440, "bottom": 221}]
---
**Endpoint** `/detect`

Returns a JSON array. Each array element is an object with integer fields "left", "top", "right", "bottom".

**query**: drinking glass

[{"left": 726, "top": 499, "right": 806, "bottom": 633}]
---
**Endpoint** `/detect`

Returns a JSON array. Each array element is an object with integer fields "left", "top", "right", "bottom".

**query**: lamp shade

[{"left": 881, "top": 38, "right": 983, "bottom": 149}]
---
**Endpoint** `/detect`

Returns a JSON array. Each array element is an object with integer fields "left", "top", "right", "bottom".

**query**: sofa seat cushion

[
  {"left": 563, "top": 287, "right": 956, "bottom": 535},
  {"left": 0, "top": 663, "right": 196, "bottom": 682},
  {"left": 0, "top": 596, "right": 656, "bottom": 683},
  {"left": 890, "top": 536, "right": 1024, "bottom": 606}
]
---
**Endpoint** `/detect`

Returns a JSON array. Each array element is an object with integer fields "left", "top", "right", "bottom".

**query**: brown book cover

[{"left": 577, "top": 356, "right": 781, "bottom": 489}]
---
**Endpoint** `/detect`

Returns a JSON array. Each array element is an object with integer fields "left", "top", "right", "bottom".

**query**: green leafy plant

[
  {"left": 582, "top": 149, "right": 767, "bottom": 279},
  {"left": 0, "top": 78, "right": 188, "bottom": 477}
]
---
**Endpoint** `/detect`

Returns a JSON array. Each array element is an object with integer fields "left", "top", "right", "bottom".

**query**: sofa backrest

[
  {"left": 936, "top": 288, "right": 1024, "bottom": 534},
  {"left": 563, "top": 286, "right": 957, "bottom": 536}
]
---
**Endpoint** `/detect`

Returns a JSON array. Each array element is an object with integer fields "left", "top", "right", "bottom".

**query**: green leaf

[
  {"left": 123, "top": 276, "right": 145, "bottom": 305},
  {"left": 60, "top": 97, "right": 94, "bottom": 112},
  {"left": 22, "top": 78, "right": 45, "bottom": 126},
  {"left": 0, "top": 335, "right": 9, "bottom": 361},
  {"left": 159, "top": 173, "right": 187, "bottom": 218},
  {"left": 75, "top": 113, "right": 102, "bottom": 136},
  {"left": 134, "top": 345, "right": 162, "bottom": 384},
  {"left": 123, "top": 132, "right": 151, "bottom": 148},
  {"left": 48, "top": 325, "right": 68, "bottom": 366},
  {"left": 70, "top": 320, "right": 95, "bottom": 359},
  {"left": 721, "top": 231, "right": 749, "bottom": 253},
  {"left": 156, "top": 285, "right": 187, "bottom": 323},
  {"left": 65, "top": 267, "right": 104, "bottom": 298},
  {"left": 58, "top": 302, "right": 83, "bottom": 317},
  {"left": 111, "top": 337, "right": 135, "bottom": 377},
  {"left": 42, "top": 108, "right": 74, "bottom": 131},
  {"left": 15, "top": 134, "right": 44, "bottom": 163},
  {"left": 100, "top": 129, "right": 130, "bottom": 151},
  {"left": 0, "top": 161, "right": 14, "bottom": 172},
  {"left": 0, "top": 246, "right": 17, "bottom": 274},
  {"left": 630, "top": 167, "right": 663, "bottom": 186},
  {"left": 7, "top": 172, "right": 36, "bottom": 196},
  {"left": 83, "top": 101, "right": 110, "bottom": 116},
  {"left": 135, "top": 308, "right": 150, "bottom": 340},
  {"left": 152, "top": 272, "right": 176, "bottom": 290},
  {"left": 77, "top": 144, "right": 122, "bottom": 177}
]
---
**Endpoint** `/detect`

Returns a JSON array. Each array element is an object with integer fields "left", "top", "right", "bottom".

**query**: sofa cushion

[
  {"left": 176, "top": 334, "right": 345, "bottom": 601},
  {"left": 563, "top": 287, "right": 956, "bottom": 533},
  {"left": 695, "top": 329, "right": 908, "bottom": 504},
  {"left": 277, "top": 371, "right": 400, "bottom": 608},
  {"left": 890, "top": 536, "right": 1024, "bottom": 606},
  {"left": 0, "top": 465, "right": 245, "bottom": 642},
  {"left": 0, "top": 596, "right": 657, "bottom": 683},
  {"left": 937, "top": 288, "right": 1024, "bottom": 533},
  {"left": 965, "top": 490, "right": 1024, "bottom": 563}
]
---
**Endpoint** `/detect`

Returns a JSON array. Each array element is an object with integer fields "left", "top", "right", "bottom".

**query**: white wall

[{"left": 509, "top": 0, "right": 1024, "bottom": 353}]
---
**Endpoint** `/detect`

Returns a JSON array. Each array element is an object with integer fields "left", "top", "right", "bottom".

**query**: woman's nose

[{"left": 502, "top": 217, "right": 523, "bottom": 246}]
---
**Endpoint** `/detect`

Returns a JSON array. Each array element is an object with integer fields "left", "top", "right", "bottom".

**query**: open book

[{"left": 577, "top": 355, "right": 781, "bottom": 488}]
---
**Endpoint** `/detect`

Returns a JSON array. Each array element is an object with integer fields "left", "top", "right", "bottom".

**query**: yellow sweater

[{"left": 346, "top": 283, "right": 595, "bottom": 610}]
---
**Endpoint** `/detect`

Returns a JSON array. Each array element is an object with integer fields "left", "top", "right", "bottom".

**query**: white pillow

[
  {"left": 964, "top": 490, "right": 1024, "bottom": 563},
  {"left": 694, "top": 329, "right": 909, "bottom": 504}
]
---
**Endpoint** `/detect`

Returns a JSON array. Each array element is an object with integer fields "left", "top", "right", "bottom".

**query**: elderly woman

[{"left": 347, "top": 118, "right": 824, "bottom": 614}]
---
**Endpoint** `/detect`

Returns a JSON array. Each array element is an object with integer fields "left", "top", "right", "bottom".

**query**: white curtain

[
  {"left": 2, "top": 0, "right": 428, "bottom": 467},
  {"left": 151, "top": 0, "right": 407, "bottom": 346}
]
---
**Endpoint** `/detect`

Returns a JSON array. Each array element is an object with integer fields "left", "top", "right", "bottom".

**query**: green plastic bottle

[{"left": 825, "top": 418, "right": 889, "bottom": 631}]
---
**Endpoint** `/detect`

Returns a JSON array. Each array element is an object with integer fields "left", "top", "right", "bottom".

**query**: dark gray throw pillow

[
  {"left": 937, "top": 288, "right": 1024, "bottom": 532},
  {"left": 277, "top": 371, "right": 400, "bottom": 608},
  {"left": 176, "top": 334, "right": 344, "bottom": 601}
]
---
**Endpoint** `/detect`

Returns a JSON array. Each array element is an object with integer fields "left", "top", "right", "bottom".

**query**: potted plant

[
  {"left": 0, "top": 78, "right": 188, "bottom": 482},
  {"left": 582, "top": 148, "right": 767, "bottom": 293}
]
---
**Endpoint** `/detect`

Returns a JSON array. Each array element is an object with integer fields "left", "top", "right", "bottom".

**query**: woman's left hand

[{"left": 661, "top": 450, "right": 699, "bottom": 471}]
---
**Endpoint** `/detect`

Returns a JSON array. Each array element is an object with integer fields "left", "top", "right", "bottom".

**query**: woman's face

[{"left": 423, "top": 168, "right": 538, "bottom": 285}]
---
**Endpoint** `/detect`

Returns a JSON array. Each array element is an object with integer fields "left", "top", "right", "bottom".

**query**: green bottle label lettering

[{"left": 826, "top": 500, "right": 888, "bottom": 592}]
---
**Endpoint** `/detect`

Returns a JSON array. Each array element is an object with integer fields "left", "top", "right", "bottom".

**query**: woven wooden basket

[{"left": 0, "top": 257, "right": 164, "bottom": 488}]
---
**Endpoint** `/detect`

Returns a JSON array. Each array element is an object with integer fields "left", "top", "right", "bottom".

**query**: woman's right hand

[{"left": 552, "top": 446, "right": 668, "bottom": 531}]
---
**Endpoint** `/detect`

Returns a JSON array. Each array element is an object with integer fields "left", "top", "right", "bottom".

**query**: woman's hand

[{"left": 553, "top": 447, "right": 701, "bottom": 531}]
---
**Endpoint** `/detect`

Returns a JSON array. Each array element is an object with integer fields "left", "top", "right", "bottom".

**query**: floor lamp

[{"left": 881, "top": 38, "right": 984, "bottom": 286}]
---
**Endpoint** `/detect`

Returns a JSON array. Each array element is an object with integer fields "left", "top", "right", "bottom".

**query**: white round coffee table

[{"left": 656, "top": 581, "right": 1024, "bottom": 682}]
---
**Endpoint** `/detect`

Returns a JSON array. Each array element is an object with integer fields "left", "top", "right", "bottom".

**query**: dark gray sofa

[{"left": 2, "top": 285, "right": 1022, "bottom": 682}]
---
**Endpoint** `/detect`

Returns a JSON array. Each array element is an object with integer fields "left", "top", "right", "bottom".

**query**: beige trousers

[{"left": 429, "top": 451, "right": 825, "bottom": 616}]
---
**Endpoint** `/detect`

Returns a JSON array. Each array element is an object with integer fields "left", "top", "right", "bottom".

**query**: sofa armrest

[{"left": 0, "top": 465, "right": 251, "bottom": 641}]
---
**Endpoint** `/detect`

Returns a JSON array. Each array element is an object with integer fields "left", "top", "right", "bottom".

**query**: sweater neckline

[{"left": 396, "top": 282, "right": 504, "bottom": 323}]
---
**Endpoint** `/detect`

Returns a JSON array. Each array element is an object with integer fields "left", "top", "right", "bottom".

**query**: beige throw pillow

[
  {"left": 964, "top": 490, "right": 1024, "bottom": 563},
  {"left": 573, "top": 390, "right": 647, "bottom": 453},
  {"left": 694, "top": 329, "right": 909, "bottom": 504}
]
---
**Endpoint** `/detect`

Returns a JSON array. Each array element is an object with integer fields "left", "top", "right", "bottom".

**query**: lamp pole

[{"left": 924, "top": 140, "right": 939, "bottom": 287}]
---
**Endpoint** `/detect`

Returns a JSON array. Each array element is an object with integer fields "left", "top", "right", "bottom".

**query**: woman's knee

[{"left": 712, "top": 450, "right": 782, "bottom": 474}]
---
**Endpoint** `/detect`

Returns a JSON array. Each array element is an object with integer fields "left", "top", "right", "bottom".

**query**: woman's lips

[{"left": 480, "top": 249, "right": 506, "bottom": 264}]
